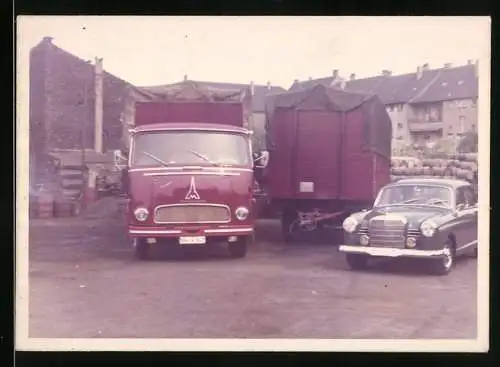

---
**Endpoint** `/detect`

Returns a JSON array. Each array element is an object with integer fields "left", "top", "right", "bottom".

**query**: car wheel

[
  {"left": 228, "top": 237, "right": 247, "bottom": 258},
  {"left": 134, "top": 238, "right": 150, "bottom": 260},
  {"left": 346, "top": 254, "right": 369, "bottom": 270},
  {"left": 430, "top": 241, "right": 454, "bottom": 275}
]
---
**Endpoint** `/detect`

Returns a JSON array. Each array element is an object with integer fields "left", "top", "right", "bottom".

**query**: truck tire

[
  {"left": 345, "top": 254, "right": 369, "bottom": 270},
  {"left": 228, "top": 237, "right": 247, "bottom": 258},
  {"left": 134, "top": 239, "right": 150, "bottom": 260}
]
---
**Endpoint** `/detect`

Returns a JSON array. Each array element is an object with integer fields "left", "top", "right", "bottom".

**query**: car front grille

[
  {"left": 368, "top": 217, "right": 406, "bottom": 248},
  {"left": 154, "top": 205, "right": 231, "bottom": 224}
]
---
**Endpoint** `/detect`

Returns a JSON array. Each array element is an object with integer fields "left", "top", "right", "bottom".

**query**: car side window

[
  {"left": 455, "top": 187, "right": 467, "bottom": 211},
  {"left": 463, "top": 186, "right": 476, "bottom": 207}
]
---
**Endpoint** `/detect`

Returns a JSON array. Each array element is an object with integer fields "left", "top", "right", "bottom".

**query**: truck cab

[{"left": 126, "top": 122, "right": 255, "bottom": 259}]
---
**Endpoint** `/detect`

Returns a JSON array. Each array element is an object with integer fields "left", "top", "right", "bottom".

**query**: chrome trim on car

[
  {"left": 204, "top": 227, "right": 253, "bottom": 234},
  {"left": 143, "top": 171, "right": 241, "bottom": 177},
  {"left": 129, "top": 229, "right": 182, "bottom": 235},
  {"left": 339, "top": 245, "right": 446, "bottom": 258},
  {"left": 457, "top": 240, "right": 478, "bottom": 251}
]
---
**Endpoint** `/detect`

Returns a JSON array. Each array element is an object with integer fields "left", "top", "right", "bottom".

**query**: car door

[{"left": 454, "top": 185, "right": 477, "bottom": 253}]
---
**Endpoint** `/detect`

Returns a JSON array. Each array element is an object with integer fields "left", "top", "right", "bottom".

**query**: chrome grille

[
  {"left": 154, "top": 205, "right": 231, "bottom": 224},
  {"left": 368, "top": 218, "right": 406, "bottom": 248}
]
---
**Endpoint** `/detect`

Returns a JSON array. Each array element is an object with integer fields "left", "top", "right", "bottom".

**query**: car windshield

[
  {"left": 375, "top": 185, "right": 452, "bottom": 208},
  {"left": 131, "top": 130, "right": 251, "bottom": 167}
]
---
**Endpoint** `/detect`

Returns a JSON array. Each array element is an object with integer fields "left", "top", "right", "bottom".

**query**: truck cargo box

[
  {"left": 130, "top": 81, "right": 252, "bottom": 127},
  {"left": 265, "top": 84, "right": 392, "bottom": 204}
]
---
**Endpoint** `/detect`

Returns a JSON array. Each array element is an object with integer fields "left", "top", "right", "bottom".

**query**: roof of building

[
  {"left": 290, "top": 64, "right": 478, "bottom": 105},
  {"left": 139, "top": 80, "right": 286, "bottom": 113}
]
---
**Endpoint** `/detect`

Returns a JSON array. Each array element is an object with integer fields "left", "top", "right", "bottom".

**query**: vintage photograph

[{"left": 16, "top": 16, "right": 490, "bottom": 351}]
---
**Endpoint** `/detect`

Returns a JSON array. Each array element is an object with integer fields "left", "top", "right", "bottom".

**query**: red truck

[
  {"left": 263, "top": 84, "right": 392, "bottom": 241},
  {"left": 122, "top": 84, "right": 258, "bottom": 259}
]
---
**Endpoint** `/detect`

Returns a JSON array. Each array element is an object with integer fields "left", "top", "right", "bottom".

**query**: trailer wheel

[
  {"left": 228, "top": 237, "right": 248, "bottom": 258},
  {"left": 134, "top": 238, "right": 150, "bottom": 260},
  {"left": 281, "top": 210, "right": 298, "bottom": 243},
  {"left": 345, "top": 254, "right": 369, "bottom": 270}
]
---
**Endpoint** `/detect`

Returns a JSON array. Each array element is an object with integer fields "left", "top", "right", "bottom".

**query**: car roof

[
  {"left": 388, "top": 177, "right": 472, "bottom": 189},
  {"left": 132, "top": 123, "right": 250, "bottom": 134}
]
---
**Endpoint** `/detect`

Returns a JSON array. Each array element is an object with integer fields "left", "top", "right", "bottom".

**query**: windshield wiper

[
  {"left": 140, "top": 151, "right": 169, "bottom": 167},
  {"left": 186, "top": 149, "right": 218, "bottom": 166}
]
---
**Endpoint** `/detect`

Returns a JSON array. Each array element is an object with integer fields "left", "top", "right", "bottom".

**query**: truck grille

[
  {"left": 368, "top": 218, "right": 406, "bottom": 248},
  {"left": 154, "top": 205, "right": 231, "bottom": 224}
]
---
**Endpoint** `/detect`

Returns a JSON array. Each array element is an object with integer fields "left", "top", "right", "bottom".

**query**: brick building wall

[{"left": 29, "top": 37, "right": 132, "bottom": 154}]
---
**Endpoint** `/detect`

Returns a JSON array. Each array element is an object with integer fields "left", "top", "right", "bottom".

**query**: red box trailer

[{"left": 264, "top": 84, "right": 392, "bottom": 241}]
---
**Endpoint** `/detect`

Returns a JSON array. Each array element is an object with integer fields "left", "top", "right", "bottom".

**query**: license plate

[{"left": 179, "top": 236, "right": 206, "bottom": 245}]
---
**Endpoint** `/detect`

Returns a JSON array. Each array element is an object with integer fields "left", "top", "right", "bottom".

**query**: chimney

[
  {"left": 266, "top": 81, "right": 272, "bottom": 90},
  {"left": 43, "top": 36, "right": 54, "bottom": 43},
  {"left": 332, "top": 69, "right": 339, "bottom": 79},
  {"left": 467, "top": 59, "right": 473, "bottom": 65},
  {"left": 382, "top": 69, "right": 392, "bottom": 77},
  {"left": 183, "top": 74, "right": 188, "bottom": 82},
  {"left": 422, "top": 63, "right": 429, "bottom": 71},
  {"left": 349, "top": 73, "right": 356, "bottom": 81},
  {"left": 308, "top": 76, "right": 313, "bottom": 81},
  {"left": 444, "top": 63, "right": 452, "bottom": 69},
  {"left": 416, "top": 66, "right": 423, "bottom": 80},
  {"left": 250, "top": 81, "right": 255, "bottom": 95},
  {"left": 94, "top": 57, "right": 104, "bottom": 154},
  {"left": 475, "top": 60, "right": 479, "bottom": 77}
]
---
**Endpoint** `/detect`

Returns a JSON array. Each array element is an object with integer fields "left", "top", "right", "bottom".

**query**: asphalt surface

[{"left": 28, "top": 198, "right": 477, "bottom": 339}]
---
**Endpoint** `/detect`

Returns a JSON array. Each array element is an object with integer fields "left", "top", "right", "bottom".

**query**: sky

[{"left": 17, "top": 16, "right": 490, "bottom": 89}]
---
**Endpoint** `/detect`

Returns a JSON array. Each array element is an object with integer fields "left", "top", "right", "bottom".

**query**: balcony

[{"left": 408, "top": 119, "right": 444, "bottom": 133}]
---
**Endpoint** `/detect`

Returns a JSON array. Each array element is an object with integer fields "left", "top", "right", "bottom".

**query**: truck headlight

[
  {"left": 235, "top": 206, "right": 249, "bottom": 221},
  {"left": 342, "top": 216, "right": 358, "bottom": 233},
  {"left": 134, "top": 207, "right": 149, "bottom": 222},
  {"left": 420, "top": 220, "right": 437, "bottom": 237}
]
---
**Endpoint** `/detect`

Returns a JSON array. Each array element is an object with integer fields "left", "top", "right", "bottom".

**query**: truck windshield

[
  {"left": 131, "top": 130, "right": 251, "bottom": 167},
  {"left": 374, "top": 185, "right": 452, "bottom": 208}
]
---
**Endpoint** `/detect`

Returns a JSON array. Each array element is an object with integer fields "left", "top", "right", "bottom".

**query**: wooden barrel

[{"left": 37, "top": 194, "right": 54, "bottom": 218}]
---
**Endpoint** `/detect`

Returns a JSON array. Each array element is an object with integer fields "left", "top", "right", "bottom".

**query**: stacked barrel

[{"left": 390, "top": 153, "right": 478, "bottom": 182}]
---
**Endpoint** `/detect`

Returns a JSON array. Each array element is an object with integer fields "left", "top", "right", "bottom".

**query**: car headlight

[
  {"left": 235, "top": 206, "right": 250, "bottom": 221},
  {"left": 420, "top": 219, "right": 437, "bottom": 237},
  {"left": 134, "top": 207, "right": 149, "bottom": 222},
  {"left": 342, "top": 216, "right": 358, "bottom": 233}
]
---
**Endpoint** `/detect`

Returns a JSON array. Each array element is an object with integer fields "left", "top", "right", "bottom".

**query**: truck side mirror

[{"left": 253, "top": 150, "right": 269, "bottom": 169}]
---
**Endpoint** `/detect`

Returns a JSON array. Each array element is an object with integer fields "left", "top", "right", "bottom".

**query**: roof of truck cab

[
  {"left": 388, "top": 178, "right": 471, "bottom": 189},
  {"left": 132, "top": 123, "right": 250, "bottom": 134}
]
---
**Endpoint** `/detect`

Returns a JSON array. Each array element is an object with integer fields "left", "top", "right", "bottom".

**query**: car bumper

[
  {"left": 338, "top": 245, "right": 446, "bottom": 258},
  {"left": 128, "top": 226, "right": 253, "bottom": 238}
]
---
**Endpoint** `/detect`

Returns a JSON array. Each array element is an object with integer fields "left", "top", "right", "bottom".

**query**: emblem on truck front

[{"left": 185, "top": 176, "right": 201, "bottom": 200}]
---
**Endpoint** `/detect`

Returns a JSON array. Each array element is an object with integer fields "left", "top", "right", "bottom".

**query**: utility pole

[
  {"left": 81, "top": 61, "right": 91, "bottom": 167},
  {"left": 94, "top": 57, "right": 104, "bottom": 153}
]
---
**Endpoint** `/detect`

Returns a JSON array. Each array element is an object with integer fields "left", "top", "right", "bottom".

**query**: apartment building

[{"left": 289, "top": 62, "right": 479, "bottom": 150}]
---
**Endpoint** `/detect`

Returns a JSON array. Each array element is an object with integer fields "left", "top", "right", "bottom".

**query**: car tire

[
  {"left": 134, "top": 239, "right": 150, "bottom": 260},
  {"left": 346, "top": 254, "right": 369, "bottom": 270},
  {"left": 430, "top": 241, "right": 454, "bottom": 275},
  {"left": 228, "top": 237, "right": 247, "bottom": 259}
]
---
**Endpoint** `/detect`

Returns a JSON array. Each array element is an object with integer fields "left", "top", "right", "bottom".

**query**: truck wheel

[
  {"left": 345, "top": 254, "right": 369, "bottom": 270},
  {"left": 228, "top": 238, "right": 247, "bottom": 258},
  {"left": 134, "top": 239, "right": 150, "bottom": 260},
  {"left": 429, "top": 241, "right": 454, "bottom": 275}
]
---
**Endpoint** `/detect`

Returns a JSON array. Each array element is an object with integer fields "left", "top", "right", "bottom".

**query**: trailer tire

[
  {"left": 228, "top": 237, "right": 247, "bottom": 258},
  {"left": 134, "top": 239, "right": 150, "bottom": 261},
  {"left": 281, "top": 209, "right": 298, "bottom": 243},
  {"left": 345, "top": 254, "right": 369, "bottom": 270}
]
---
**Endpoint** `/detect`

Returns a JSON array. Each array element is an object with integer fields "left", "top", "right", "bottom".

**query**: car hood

[{"left": 360, "top": 205, "right": 449, "bottom": 226}]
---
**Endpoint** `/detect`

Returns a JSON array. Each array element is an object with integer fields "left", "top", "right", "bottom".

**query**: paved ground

[{"left": 28, "top": 198, "right": 477, "bottom": 339}]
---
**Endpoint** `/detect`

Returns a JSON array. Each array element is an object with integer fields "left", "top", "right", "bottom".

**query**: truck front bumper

[
  {"left": 128, "top": 226, "right": 253, "bottom": 238},
  {"left": 338, "top": 245, "right": 446, "bottom": 259}
]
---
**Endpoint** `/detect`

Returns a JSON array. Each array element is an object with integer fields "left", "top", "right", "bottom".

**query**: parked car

[{"left": 339, "top": 178, "right": 478, "bottom": 275}]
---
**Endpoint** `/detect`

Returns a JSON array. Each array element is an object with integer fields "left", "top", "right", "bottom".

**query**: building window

[
  {"left": 397, "top": 123, "right": 403, "bottom": 129},
  {"left": 397, "top": 104, "right": 404, "bottom": 112},
  {"left": 472, "top": 124, "right": 477, "bottom": 132},
  {"left": 459, "top": 115, "right": 466, "bottom": 133},
  {"left": 424, "top": 134, "right": 431, "bottom": 141},
  {"left": 448, "top": 133, "right": 454, "bottom": 137}
]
